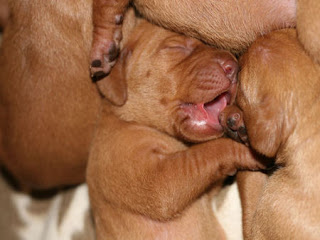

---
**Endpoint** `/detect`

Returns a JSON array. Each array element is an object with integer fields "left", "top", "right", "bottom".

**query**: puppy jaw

[
  {"left": 176, "top": 87, "right": 236, "bottom": 143},
  {"left": 112, "top": 22, "right": 239, "bottom": 143},
  {"left": 172, "top": 51, "right": 239, "bottom": 142}
]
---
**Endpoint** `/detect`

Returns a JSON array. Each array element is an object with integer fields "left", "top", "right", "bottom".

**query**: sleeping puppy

[
  {"left": 220, "top": 29, "right": 320, "bottom": 239},
  {"left": 90, "top": 0, "right": 297, "bottom": 80},
  {"left": 91, "top": 0, "right": 320, "bottom": 80},
  {"left": 87, "top": 10, "right": 266, "bottom": 240}
]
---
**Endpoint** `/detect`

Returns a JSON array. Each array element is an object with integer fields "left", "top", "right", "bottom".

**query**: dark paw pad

[
  {"left": 91, "top": 70, "right": 108, "bottom": 82},
  {"left": 225, "top": 112, "right": 248, "bottom": 145},
  {"left": 226, "top": 112, "right": 241, "bottom": 130},
  {"left": 219, "top": 106, "right": 249, "bottom": 145},
  {"left": 90, "top": 41, "right": 120, "bottom": 82}
]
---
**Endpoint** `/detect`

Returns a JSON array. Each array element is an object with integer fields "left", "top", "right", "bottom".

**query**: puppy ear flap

[{"left": 96, "top": 48, "right": 131, "bottom": 106}]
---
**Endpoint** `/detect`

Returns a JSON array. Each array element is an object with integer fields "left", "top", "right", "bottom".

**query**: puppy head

[
  {"left": 111, "top": 20, "right": 239, "bottom": 143},
  {"left": 237, "top": 29, "right": 320, "bottom": 157}
]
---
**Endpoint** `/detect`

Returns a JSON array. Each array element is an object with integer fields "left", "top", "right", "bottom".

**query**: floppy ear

[{"left": 96, "top": 49, "right": 129, "bottom": 106}]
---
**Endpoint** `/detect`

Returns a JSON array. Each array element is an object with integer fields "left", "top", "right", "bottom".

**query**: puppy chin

[
  {"left": 176, "top": 92, "right": 230, "bottom": 143},
  {"left": 177, "top": 124, "right": 224, "bottom": 143}
]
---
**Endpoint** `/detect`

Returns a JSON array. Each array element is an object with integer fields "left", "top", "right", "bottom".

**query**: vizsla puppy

[
  {"left": 0, "top": 0, "right": 100, "bottom": 189},
  {"left": 220, "top": 29, "right": 320, "bottom": 239},
  {"left": 87, "top": 10, "right": 266, "bottom": 240},
  {"left": 0, "top": 2, "right": 264, "bottom": 238},
  {"left": 90, "top": 0, "right": 297, "bottom": 79},
  {"left": 90, "top": 0, "right": 320, "bottom": 79}
]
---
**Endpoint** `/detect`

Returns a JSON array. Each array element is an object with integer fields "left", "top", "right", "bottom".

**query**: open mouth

[
  {"left": 181, "top": 91, "right": 231, "bottom": 130},
  {"left": 203, "top": 92, "right": 231, "bottom": 126}
]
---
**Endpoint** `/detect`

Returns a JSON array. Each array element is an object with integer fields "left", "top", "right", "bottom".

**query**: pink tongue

[{"left": 203, "top": 93, "right": 228, "bottom": 125}]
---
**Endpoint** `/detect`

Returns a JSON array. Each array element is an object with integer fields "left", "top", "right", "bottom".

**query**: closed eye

[
  {"left": 164, "top": 45, "right": 187, "bottom": 50},
  {"left": 161, "top": 42, "right": 193, "bottom": 55}
]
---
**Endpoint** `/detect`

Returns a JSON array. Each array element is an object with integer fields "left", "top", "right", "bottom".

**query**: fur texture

[
  {"left": 0, "top": 3, "right": 265, "bottom": 239},
  {"left": 87, "top": 11, "right": 266, "bottom": 240},
  {"left": 0, "top": 0, "right": 100, "bottom": 189},
  {"left": 0, "top": 0, "right": 8, "bottom": 29},
  {"left": 222, "top": 29, "right": 320, "bottom": 239},
  {"left": 90, "top": 0, "right": 300, "bottom": 88}
]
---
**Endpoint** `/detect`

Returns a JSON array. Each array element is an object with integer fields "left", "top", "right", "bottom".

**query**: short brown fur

[
  {"left": 87, "top": 10, "right": 266, "bottom": 240},
  {"left": 222, "top": 29, "right": 320, "bottom": 239},
  {"left": 0, "top": 3, "right": 265, "bottom": 239},
  {"left": 0, "top": 0, "right": 100, "bottom": 189}
]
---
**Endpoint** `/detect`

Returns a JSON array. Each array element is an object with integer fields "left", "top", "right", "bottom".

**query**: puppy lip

[
  {"left": 180, "top": 91, "right": 230, "bottom": 130},
  {"left": 203, "top": 91, "right": 230, "bottom": 126}
]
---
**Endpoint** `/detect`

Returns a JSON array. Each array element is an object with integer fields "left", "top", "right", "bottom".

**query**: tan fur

[
  {"left": 92, "top": 0, "right": 296, "bottom": 55},
  {"left": 236, "top": 171, "right": 267, "bottom": 239},
  {"left": 87, "top": 11, "right": 266, "bottom": 240},
  {"left": 136, "top": 0, "right": 320, "bottom": 62},
  {"left": 0, "top": 0, "right": 8, "bottom": 29},
  {"left": 0, "top": 0, "right": 100, "bottom": 189},
  {"left": 134, "top": 0, "right": 296, "bottom": 53},
  {"left": 92, "top": 0, "right": 320, "bottom": 85},
  {"left": 297, "top": 0, "right": 320, "bottom": 63},
  {"left": 231, "top": 29, "right": 320, "bottom": 239},
  {"left": 1, "top": 2, "right": 265, "bottom": 238},
  {"left": 90, "top": 0, "right": 302, "bottom": 91}
]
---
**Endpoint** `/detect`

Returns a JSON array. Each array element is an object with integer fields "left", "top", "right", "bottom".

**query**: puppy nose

[{"left": 220, "top": 59, "right": 239, "bottom": 83}]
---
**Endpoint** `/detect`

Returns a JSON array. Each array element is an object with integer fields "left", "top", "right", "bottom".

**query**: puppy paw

[
  {"left": 90, "top": 0, "right": 130, "bottom": 81},
  {"left": 219, "top": 105, "right": 249, "bottom": 145},
  {"left": 90, "top": 15, "right": 123, "bottom": 82}
]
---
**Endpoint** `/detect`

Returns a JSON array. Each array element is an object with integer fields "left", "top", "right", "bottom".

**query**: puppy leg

[
  {"left": 297, "top": 0, "right": 320, "bottom": 63},
  {"left": 87, "top": 109, "right": 267, "bottom": 239},
  {"left": 237, "top": 171, "right": 267, "bottom": 239},
  {"left": 90, "top": 0, "right": 130, "bottom": 81}
]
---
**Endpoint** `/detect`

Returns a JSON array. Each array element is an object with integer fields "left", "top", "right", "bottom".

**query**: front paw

[
  {"left": 219, "top": 105, "right": 249, "bottom": 145},
  {"left": 90, "top": 10, "right": 125, "bottom": 81},
  {"left": 90, "top": 27, "right": 123, "bottom": 81}
]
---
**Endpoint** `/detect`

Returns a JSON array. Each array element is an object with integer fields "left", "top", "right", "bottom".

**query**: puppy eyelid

[
  {"left": 165, "top": 45, "right": 187, "bottom": 50},
  {"left": 160, "top": 44, "right": 192, "bottom": 55}
]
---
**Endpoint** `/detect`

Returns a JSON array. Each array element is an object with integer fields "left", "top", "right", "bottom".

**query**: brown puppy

[
  {"left": 135, "top": 0, "right": 320, "bottom": 63},
  {"left": 0, "top": 0, "right": 100, "bottom": 189},
  {"left": 0, "top": 0, "right": 8, "bottom": 30},
  {"left": 297, "top": 0, "right": 320, "bottom": 64},
  {"left": 87, "top": 10, "right": 266, "bottom": 240},
  {"left": 90, "top": 0, "right": 316, "bottom": 79},
  {"left": 221, "top": 29, "right": 320, "bottom": 239}
]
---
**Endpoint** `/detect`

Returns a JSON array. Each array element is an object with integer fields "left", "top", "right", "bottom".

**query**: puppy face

[
  {"left": 110, "top": 20, "right": 239, "bottom": 143},
  {"left": 236, "top": 29, "right": 320, "bottom": 158}
]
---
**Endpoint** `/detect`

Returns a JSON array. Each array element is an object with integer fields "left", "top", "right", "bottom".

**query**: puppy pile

[{"left": 1, "top": 0, "right": 320, "bottom": 239}]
